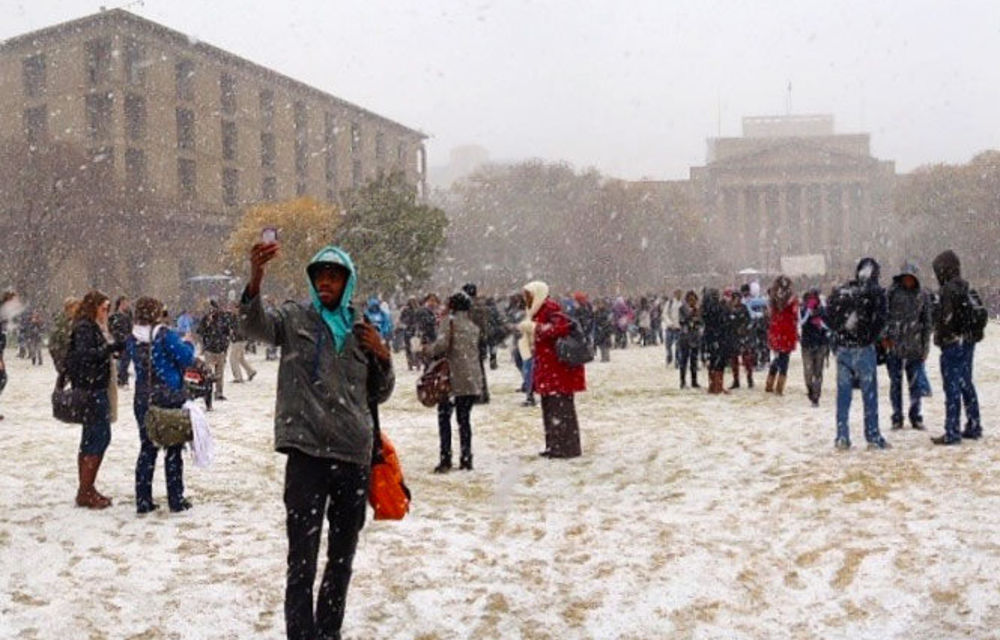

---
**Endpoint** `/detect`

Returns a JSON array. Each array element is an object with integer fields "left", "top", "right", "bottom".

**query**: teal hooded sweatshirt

[{"left": 307, "top": 246, "right": 357, "bottom": 353}]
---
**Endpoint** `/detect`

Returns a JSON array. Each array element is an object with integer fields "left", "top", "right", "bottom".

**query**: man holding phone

[{"left": 240, "top": 240, "right": 394, "bottom": 640}]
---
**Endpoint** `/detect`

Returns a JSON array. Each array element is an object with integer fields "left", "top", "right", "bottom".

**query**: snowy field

[{"left": 2, "top": 332, "right": 1000, "bottom": 640}]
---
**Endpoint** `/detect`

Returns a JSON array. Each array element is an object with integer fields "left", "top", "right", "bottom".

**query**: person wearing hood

[
  {"left": 424, "top": 291, "right": 483, "bottom": 472},
  {"left": 799, "top": 289, "right": 831, "bottom": 407},
  {"left": 701, "top": 288, "right": 730, "bottom": 394},
  {"left": 462, "top": 282, "right": 491, "bottom": 404},
  {"left": 128, "top": 296, "right": 197, "bottom": 514},
  {"left": 765, "top": 275, "right": 799, "bottom": 395},
  {"left": 930, "top": 250, "right": 982, "bottom": 445},
  {"left": 593, "top": 297, "right": 614, "bottom": 362},
  {"left": 744, "top": 281, "right": 770, "bottom": 370},
  {"left": 241, "top": 241, "right": 394, "bottom": 640},
  {"left": 524, "top": 280, "right": 585, "bottom": 458},
  {"left": 827, "top": 257, "right": 890, "bottom": 450},
  {"left": 884, "top": 262, "right": 933, "bottom": 431}
]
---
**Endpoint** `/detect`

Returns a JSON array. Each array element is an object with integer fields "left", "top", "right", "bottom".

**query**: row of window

[{"left": 23, "top": 40, "right": 146, "bottom": 99}]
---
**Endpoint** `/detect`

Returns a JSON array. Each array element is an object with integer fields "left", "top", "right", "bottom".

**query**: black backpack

[
  {"left": 956, "top": 288, "right": 988, "bottom": 343},
  {"left": 826, "top": 283, "right": 859, "bottom": 335}
]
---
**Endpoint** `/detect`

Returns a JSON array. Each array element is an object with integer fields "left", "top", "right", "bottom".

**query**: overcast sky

[{"left": 3, "top": 0, "right": 999, "bottom": 180}]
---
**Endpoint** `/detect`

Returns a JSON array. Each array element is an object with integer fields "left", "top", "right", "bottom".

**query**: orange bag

[{"left": 369, "top": 433, "right": 411, "bottom": 520}]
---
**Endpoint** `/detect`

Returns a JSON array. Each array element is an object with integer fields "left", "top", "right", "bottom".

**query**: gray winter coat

[
  {"left": 426, "top": 312, "right": 483, "bottom": 397},
  {"left": 240, "top": 293, "right": 394, "bottom": 466},
  {"left": 886, "top": 266, "right": 932, "bottom": 361}
]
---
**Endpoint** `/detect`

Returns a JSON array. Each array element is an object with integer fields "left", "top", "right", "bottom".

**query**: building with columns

[
  {"left": 0, "top": 9, "right": 427, "bottom": 304},
  {"left": 689, "top": 114, "right": 896, "bottom": 277}
]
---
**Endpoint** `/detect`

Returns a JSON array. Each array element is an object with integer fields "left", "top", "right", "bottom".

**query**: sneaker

[
  {"left": 867, "top": 440, "right": 892, "bottom": 451},
  {"left": 215, "top": 395, "right": 227, "bottom": 401},
  {"left": 931, "top": 434, "right": 962, "bottom": 446},
  {"left": 835, "top": 437, "right": 851, "bottom": 451},
  {"left": 891, "top": 419, "right": 904, "bottom": 431},
  {"left": 961, "top": 429, "right": 982, "bottom": 440},
  {"left": 137, "top": 502, "right": 160, "bottom": 515},
  {"left": 248, "top": 371, "right": 257, "bottom": 382},
  {"left": 231, "top": 379, "right": 244, "bottom": 384},
  {"left": 910, "top": 417, "right": 926, "bottom": 431}
]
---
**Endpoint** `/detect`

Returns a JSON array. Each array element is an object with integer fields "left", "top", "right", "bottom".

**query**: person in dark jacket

[
  {"left": 799, "top": 289, "right": 831, "bottom": 407},
  {"left": 827, "top": 258, "right": 890, "bottom": 450},
  {"left": 128, "top": 296, "right": 198, "bottom": 514},
  {"left": 592, "top": 298, "right": 613, "bottom": 362},
  {"left": 241, "top": 241, "right": 394, "bottom": 640},
  {"left": 701, "top": 288, "right": 730, "bottom": 394},
  {"left": 67, "top": 290, "right": 123, "bottom": 509},
  {"left": 930, "top": 250, "right": 982, "bottom": 445},
  {"left": 109, "top": 296, "right": 133, "bottom": 387},
  {"left": 197, "top": 301, "right": 234, "bottom": 401},
  {"left": 727, "top": 290, "right": 754, "bottom": 389},
  {"left": 677, "top": 290, "right": 702, "bottom": 389},
  {"left": 884, "top": 262, "right": 933, "bottom": 431}
]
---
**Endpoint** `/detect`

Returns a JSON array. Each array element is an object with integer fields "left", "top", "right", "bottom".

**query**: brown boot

[
  {"left": 765, "top": 372, "right": 776, "bottom": 393},
  {"left": 76, "top": 454, "right": 111, "bottom": 509},
  {"left": 775, "top": 374, "right": 787, "bottom": 396}
]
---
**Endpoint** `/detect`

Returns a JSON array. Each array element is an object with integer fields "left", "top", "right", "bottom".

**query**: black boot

[
  {"left": 433, "top": 457, "right": 452, "bottom": 474},
  {"left": 459, "top": 456, "right": 473, "bottom": 471}
]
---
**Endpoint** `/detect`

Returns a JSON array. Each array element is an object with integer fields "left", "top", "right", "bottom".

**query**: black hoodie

[
  {"left": 931, "top": 250, "right": 971, "bottom": 347},
  {"left": 828, "top": 257, "right": 888, "bottom": 348}
]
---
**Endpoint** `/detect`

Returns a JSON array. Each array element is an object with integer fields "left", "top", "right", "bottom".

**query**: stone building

[
  {"left": 689, "top": 114, "right": 896, "bottom": 277},
  {"left": 0, "top": 9, "right": 427, "bottom": 304}
]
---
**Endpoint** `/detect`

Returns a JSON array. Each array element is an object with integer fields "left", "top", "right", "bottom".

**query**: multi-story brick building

[{"left": 0, "top": 8, "right": 427, "bottom": 303}]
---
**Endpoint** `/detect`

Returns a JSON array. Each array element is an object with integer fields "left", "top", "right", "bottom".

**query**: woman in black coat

[{"left": 67, "top": 290, "right": 121, "bottom": 509}]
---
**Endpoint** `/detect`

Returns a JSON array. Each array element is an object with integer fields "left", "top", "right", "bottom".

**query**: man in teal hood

[{"left": 241, "top": 240, "right": 394, "bottom": 640}]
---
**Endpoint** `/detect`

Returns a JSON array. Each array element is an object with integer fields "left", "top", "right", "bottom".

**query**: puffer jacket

[
  {"left": 932, "top": 250, "right": 972, "bottom": 347},
  {"left": 426, "top": 311, "right": 483, "bottom": 397},
  {"left": 531, "top": 298, "right": 586, "bottom": 396},
  {"left": 67, "top": 319, "right": 114, "bottom": 391},
  {"left": 886, "top": 265, "right": 932, "bottom": 360}
]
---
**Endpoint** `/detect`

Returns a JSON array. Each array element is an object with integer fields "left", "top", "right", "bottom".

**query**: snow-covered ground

[{"left": 1, "top": 333, "right": 999, "bottom": 639}]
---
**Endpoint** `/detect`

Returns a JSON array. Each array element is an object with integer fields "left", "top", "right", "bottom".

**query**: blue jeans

[
  {"left": 885, "top": 354, "right": 924, "bottom": 424},
  {"left": 941, "top": 342, "right": 981, "bottom": 439},
  {"left": 80, "top": 390, "right": 111, "bottom": 455},
  {"left": 664, "top": 328, "right": 680, "bottom": 365},
  {"left": 835, "top": 346, "right": 883, "bottom": 446},
  {"left": 134, "top": 395, "right": 185, "bottom": 511},
  {"left": 521, "top": 357, "right": 534, "bottom": 399}
]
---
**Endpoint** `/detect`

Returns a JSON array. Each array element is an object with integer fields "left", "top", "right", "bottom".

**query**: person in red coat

[
  {"left": 766, "top": 275, "right": 799, "bottom": 395},
  {"left": 523, "top": 280, "right": 585, "bottom": 459}
]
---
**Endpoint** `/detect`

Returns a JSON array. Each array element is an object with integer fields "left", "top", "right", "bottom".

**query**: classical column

[
  {"left": 799, "top": 184, "right": 811, "bottom": 254},
  {"left": 778, "top": 187, "right": 789, "bottom": 261},
  {"left": 819, "top": 184, "right": 831, "bottom": 266}
]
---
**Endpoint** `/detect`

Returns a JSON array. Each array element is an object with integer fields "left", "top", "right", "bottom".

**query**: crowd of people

[{"left": 0, "top": 245, "right": 993, "bottom": 640}]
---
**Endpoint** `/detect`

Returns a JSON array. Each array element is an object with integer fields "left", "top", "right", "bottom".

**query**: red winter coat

[
  {"left": 768, "top": 299, "right": 799, "bottom": 354},
  {"left": 532, "top": 299, "right": 586, "bottom": 396}
]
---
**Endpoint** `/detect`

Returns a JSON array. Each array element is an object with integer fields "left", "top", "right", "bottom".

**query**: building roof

[{"left": 0, "top": 8, "right": 427, "bottom": 140}]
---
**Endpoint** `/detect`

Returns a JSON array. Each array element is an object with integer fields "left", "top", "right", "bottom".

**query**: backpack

[
  {"left": 956, "top": 288, "right": 988, "bottom": 343},
  {"left": 826, "top": 284, "right": 859, "bottom": 335},
  {"left": 48, "top": 314, "right": 73, "bottom": 373},
  {"left": 555, "top": 316, "right": 594, "bottom": 366}
]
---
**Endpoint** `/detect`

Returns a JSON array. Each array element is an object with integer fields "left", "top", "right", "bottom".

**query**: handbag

[
  {"left": 416, "top": 321, "right": 453, "bottom": 407},
  {"left": 145, "top": 405, "right": 193, "bottom": 447},
  {"left": 556, "top": 317, "right": 594, "bottom": 366},
  {"left": 144, "top": 328, "right": 193, "bottom": 448},
  {"left": 51, "top": 374, "right": 91, "bottom": 424},
  {"left": 369, "top": 432, "right": 411, "bottom": 520}
]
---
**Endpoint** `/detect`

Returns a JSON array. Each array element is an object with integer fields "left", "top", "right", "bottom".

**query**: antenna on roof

[{"left": 105, "top": 0, "right": 145, "bottom": 11}]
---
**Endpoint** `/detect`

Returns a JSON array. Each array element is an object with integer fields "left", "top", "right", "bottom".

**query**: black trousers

[
  {"left": 541, "top": 394, "right": 582, "bottom": 458},
  {"left": 438, "top": 395, "right": 475, "bottom": 463},
  {"left": 284, "top": 450, "right": 368, "bottom": 640}
]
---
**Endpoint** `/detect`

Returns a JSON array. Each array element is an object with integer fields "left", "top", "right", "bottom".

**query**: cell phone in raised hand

[{"left": 261, "top": 227, "right": 278, "bottom": 243}]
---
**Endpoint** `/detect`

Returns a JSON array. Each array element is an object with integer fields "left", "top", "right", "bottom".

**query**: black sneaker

[
  {"left": 137, "top": 502, "right": 160, "bottom": 515},
  {"left": 910, "top": 417, "right": 926, "bottom": 430},
  {"left": 890, "top": 418, "right": 904, "bottom": 430},
  {"left": 931, "top": 435, "right": 962, "bottom": 446},
  {"left": 248, "top": 371, "right": 257, "bottom": 382},
  {"left": 961, "top": 429, "right": 982, "bottom": 440}
]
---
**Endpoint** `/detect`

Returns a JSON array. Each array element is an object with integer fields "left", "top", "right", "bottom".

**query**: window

[
  {"left": 23, "top": 105, "right": 48, "bottom": 146},
  {"left": 175, "top": 59, "right": 195, "bottom": 101},
  {"left": 259, "top": 89, "right": 274, "bottom": 125},
  {"left": 222, "top": 120, "right": 238, "bottom": 162},
  {"left": 85, "top": 92, "right": 113, "bottom": 142},
  {"left": 176, "top": 108, "right": 195, "bottom": 151},
  {"left": 262, "top": 176, "right": 277, "bottom": 201},
  {"left": 220, "top": 73, "right": 236, "bottom": 114},
  {"left": 350, "top": 122, "right": 361, "bottom": 154},
  {"left": 125, "top": 148, "right": 147, "bottom": 191},
  {"left": 85, "top": 38, "right": 112, "bottom": 86},
  {"left": 124, "top": 94, "right": 146, "bottom": 141},
  {"left": 124, "top": 39, "right": 146, "bottom": 86},
  {"left": 325, "top": 113, "right": 338, "bottom": 187},
  {"left": 178, "top": 158, "right": 196, "bottom": 201},
  {"left": 23, "top": 54, "right": 46, "bottom": 98},
  {"left": 222, "top": 168, "right": 239, "bottom": 206},
  {"left": 260, "top": 132, "right": 275, "bottom": 170},
  {"left": 375, "top": 131, "right": 386, "bottom": 170},
  {"left": 294, "top": 102, "right": 308, "bottom": 176},
  {"left": 352, "top": 160, "right": 362, "bottom": 188},
  {"left": 397, "top": 142, "right": 407, "bottom": 165}
]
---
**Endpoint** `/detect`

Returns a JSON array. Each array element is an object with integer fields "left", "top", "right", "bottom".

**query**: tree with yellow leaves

[{"left": 224, "top": 197, "right": 341, "bottom": 299}]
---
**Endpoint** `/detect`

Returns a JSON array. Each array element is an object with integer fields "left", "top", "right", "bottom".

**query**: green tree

[{"left": 335, "top": 172, "right": 448, "bottom": 295}]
